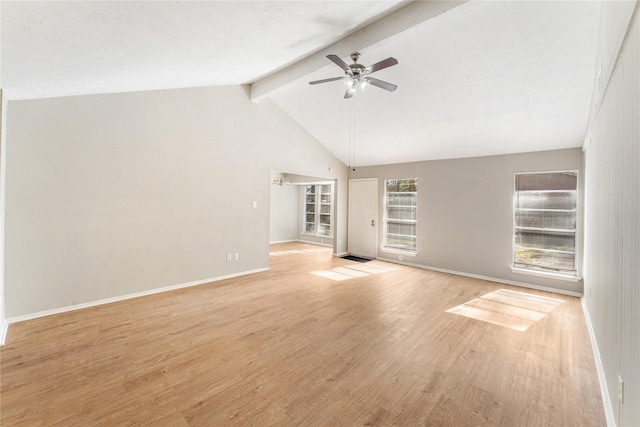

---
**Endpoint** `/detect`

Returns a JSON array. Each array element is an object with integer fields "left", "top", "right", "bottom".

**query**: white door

[{"left": 348, "top": 179, "right": 378, "bottom": 258}]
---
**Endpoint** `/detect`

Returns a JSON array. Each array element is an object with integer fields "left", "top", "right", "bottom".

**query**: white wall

[
  {"left": 4, "top": 85, "right": 348, "bottom": 319},
  {"left": 350, "top": 148, "right": 584, "bottom": 295},
  {"left": 583, "top": 3, "right": 639, "bottom": 426},
  {"left": 269, "top": 176, "right": 298, "bottom": 243}
]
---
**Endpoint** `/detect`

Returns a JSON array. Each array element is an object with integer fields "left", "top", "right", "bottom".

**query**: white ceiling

[
  {"left": 0, "top": 1, "right": 406, "bottom": 99},
  {"left": 1, "top": 1, "right": 601, "bottom": 166}
]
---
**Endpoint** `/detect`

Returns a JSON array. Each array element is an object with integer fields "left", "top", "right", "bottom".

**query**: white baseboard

[
  {"left": 376, "top": 257, "right": 583, "bottom": 297},
  {"left": 270, "top": 239, "right": 333, "bottom": 248},
  {"left": 1, "top": 320, "right": 8, "bottom": 346},
  {"left": 296, "top": 239, "right": 333, "bottom": 247},
  {"left": 4, "top": 267, "right": 270, "bottom": 328},
  {"left": 336, "top": 252, "right": 349, "bottom": 257},
  {"left": 581, "top": 298, "right": 616, "bottom": 427}
]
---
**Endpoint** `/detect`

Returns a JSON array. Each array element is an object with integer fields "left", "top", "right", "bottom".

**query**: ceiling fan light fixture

[{"left": 310, "top": 53, "right": 398, "bottom": 99}]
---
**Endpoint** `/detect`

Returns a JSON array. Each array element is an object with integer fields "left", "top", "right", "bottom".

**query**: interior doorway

[{"left": 269, "top": 172, "right": 336, "bottom": 249}]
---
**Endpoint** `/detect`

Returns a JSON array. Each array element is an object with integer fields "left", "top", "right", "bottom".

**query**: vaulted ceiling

[{"left": 1, "top": 1, "right": 601, "bottom": 166}]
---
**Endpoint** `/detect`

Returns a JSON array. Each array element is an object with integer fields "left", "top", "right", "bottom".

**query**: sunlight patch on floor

[
  {"left": 270, "top": 248, "right": 329, "bottom": 256},
  {"left": 446, "top": 289, "right": 564, "bottom": 332},
  {"left": 311, "top": 261, "right": 398, "bottom": 282}
]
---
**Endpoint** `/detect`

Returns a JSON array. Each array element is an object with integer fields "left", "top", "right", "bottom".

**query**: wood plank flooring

[{"left": 1, "top": 242, "right": 606, "bottom": 426}]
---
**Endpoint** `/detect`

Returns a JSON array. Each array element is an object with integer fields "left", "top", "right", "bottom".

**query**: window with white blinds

[
  {"left": 384, "top": 178, "right": 417, "bottom": 251},
  {"left": 513, "top": 171, "right": 578, "bottom": 275}
]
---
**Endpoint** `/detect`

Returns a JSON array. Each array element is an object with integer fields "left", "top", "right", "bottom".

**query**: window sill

[
  {"left": 510, "top": 266, "right": 582, "bottom": 282},
  {"left": 381, "top": 247, "right": 418, "bottom": 257},
  {"left": 302, "top": 232, "right": 332, "bottom": 237}
]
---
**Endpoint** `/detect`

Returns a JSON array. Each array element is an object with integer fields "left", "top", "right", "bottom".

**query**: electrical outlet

[
  {"left": 234, "top": 253, "right": 239, "bottom": 260},
  {"left": 618, "top": 375, "right": 624, "bottom": 404},
  {"left": 226, "top": 253, "right": 233, "bottom": 261}
]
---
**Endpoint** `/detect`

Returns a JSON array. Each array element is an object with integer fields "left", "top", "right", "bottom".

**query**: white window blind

[
  {"left": 384, "top": 178, "right": 417, "bottom": 251},
  {"left": 514, "top": 171, "right": 577, "bottom": 275}
]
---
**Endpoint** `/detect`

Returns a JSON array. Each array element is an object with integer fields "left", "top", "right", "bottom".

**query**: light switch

[{"left": 252, "top": 201, "right": 258, "bottom": 208}]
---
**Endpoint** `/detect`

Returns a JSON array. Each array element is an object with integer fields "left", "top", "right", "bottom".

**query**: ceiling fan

[{"left": 309, "top": 52, "right": 398, "bottom": 99}]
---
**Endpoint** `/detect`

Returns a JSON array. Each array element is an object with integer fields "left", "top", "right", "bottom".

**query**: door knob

[{"left": 371, "top": 219, "right": 375, "bottom": 227}]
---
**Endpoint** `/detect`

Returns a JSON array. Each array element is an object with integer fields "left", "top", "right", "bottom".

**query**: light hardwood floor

[{"left": 1, "top": 242, "right": 605, "bottom": 426}]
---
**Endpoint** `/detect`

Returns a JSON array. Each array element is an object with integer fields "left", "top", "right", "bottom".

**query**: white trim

[
  {"left": 270, "top": 239, "right": 333, "bottom": 248},
  {"left": 581, "top": 298, "right": 616, "bottom": 427},
  {"left": 336, "top": 252, "right": 349, "bottom": 257},
  {"left": 510, "top": 266, "right": 582, "bottom": 283},
  {"left": 1, "top": 319, "right": 8, "bottom": 346},
  {"left": 0, "top": 92, "right": 8, "bottom": 346},
  {"left": 289, "top": 181, "right": 333, "bottom": 186},
  {"left": 4, "top": 268, "right": 270, "bottom": 326},
  {"left": 296, "top": 238, "right": 333, "bottom": 247},
  {"left": 377, "top": 257, "right": 583, "bottom": 297}
]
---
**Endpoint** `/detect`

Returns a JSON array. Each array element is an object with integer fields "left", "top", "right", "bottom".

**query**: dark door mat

[{"left": 341, "top": 255, "right": 372, "bottom": 263}]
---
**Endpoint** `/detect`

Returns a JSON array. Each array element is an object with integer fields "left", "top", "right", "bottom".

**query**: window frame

[
  {"left": 511, "top": 170, "right": 581, "bottom": 281},
  {"left": 302, "top": 183, "right": 334, "bottom": 238},
  {"left": 383, "top": 178, "right": 418, "bottom": 254}
]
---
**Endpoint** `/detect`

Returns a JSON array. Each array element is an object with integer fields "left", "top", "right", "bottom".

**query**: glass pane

[
  {"left": 516, "top": 172, "right": 577, "bottom": 191},
  {"left": 386, "top": 179, "right": 417, "bottom": 192},
  {"left": 321, "top": 194, "right": 331, "bottom": 203},
  {"left": 321, "top": 185, "right": 332, "bottom": 194},
  {"left": 305, "top": 203, "right": 315, "bottom": 213},
  {"left": 386, "top": 235, "right": 416, "bottom": 250},
  {"left": 515, "top": 231, "right": 575, "bottom": 252},
  {"left": 514, "top": 248, "right": 575, "bottom": 273},
  {"left": 321, "top": 204, "right": 331, "bottom": 214},
  {"left": 305, "top": 223, "right": 316, "bottom": 234},
  {"left": 387, "top": 193, "right": 416, "bottom": 207},
  {"left": 387, "top": 206, "right": 416, "bottom": 221},
  {"left": 305, "top": 185, "right": 316, "bottom": 195},
  {"left": 319, "top": 214, "right": 330, "bottom": 225},
  {"left": 305, "top": 214, "right": 315, "bottom": 223},
  {"left": 305, "top": 194, "right": 316, "bottom": 204},
  {"left": 515, "top": 210, "right": 576, "bottom": 230},
  {"left": 387, "top": 221, "right": 416, "bottom": 237},
  {"left": 517, "top": 191, "right": 576, "bottom": 210},
  {"left": 318, "top": 224, "right": 331, "bottom": 237}
]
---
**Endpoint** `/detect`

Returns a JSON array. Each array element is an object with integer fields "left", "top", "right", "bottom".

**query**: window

[
  {"left": 304, "top": 184, "right": 333, "bottom": 237},
  {"left": 384, "top": 178, "right": 417, "bottom": 251},
  {"left": 513, "top": 171, "right": 578, "bottom": 276}
]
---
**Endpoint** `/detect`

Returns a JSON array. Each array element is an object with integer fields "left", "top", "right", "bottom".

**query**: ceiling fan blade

[
  {"left": 309, "top": 76, "right": 343, "bottom": 85},
  {"left": 367, "top": 77, "right": 397, "bottom": 92},
  {"left": 364, "top": 57, "right": 398, "bottom": 74},
  {"left": 344, "top": 89, "right": 355, "bottom": 99},
  {"left": 327, "top": 54, "right": 350, "bottom": 72}
]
